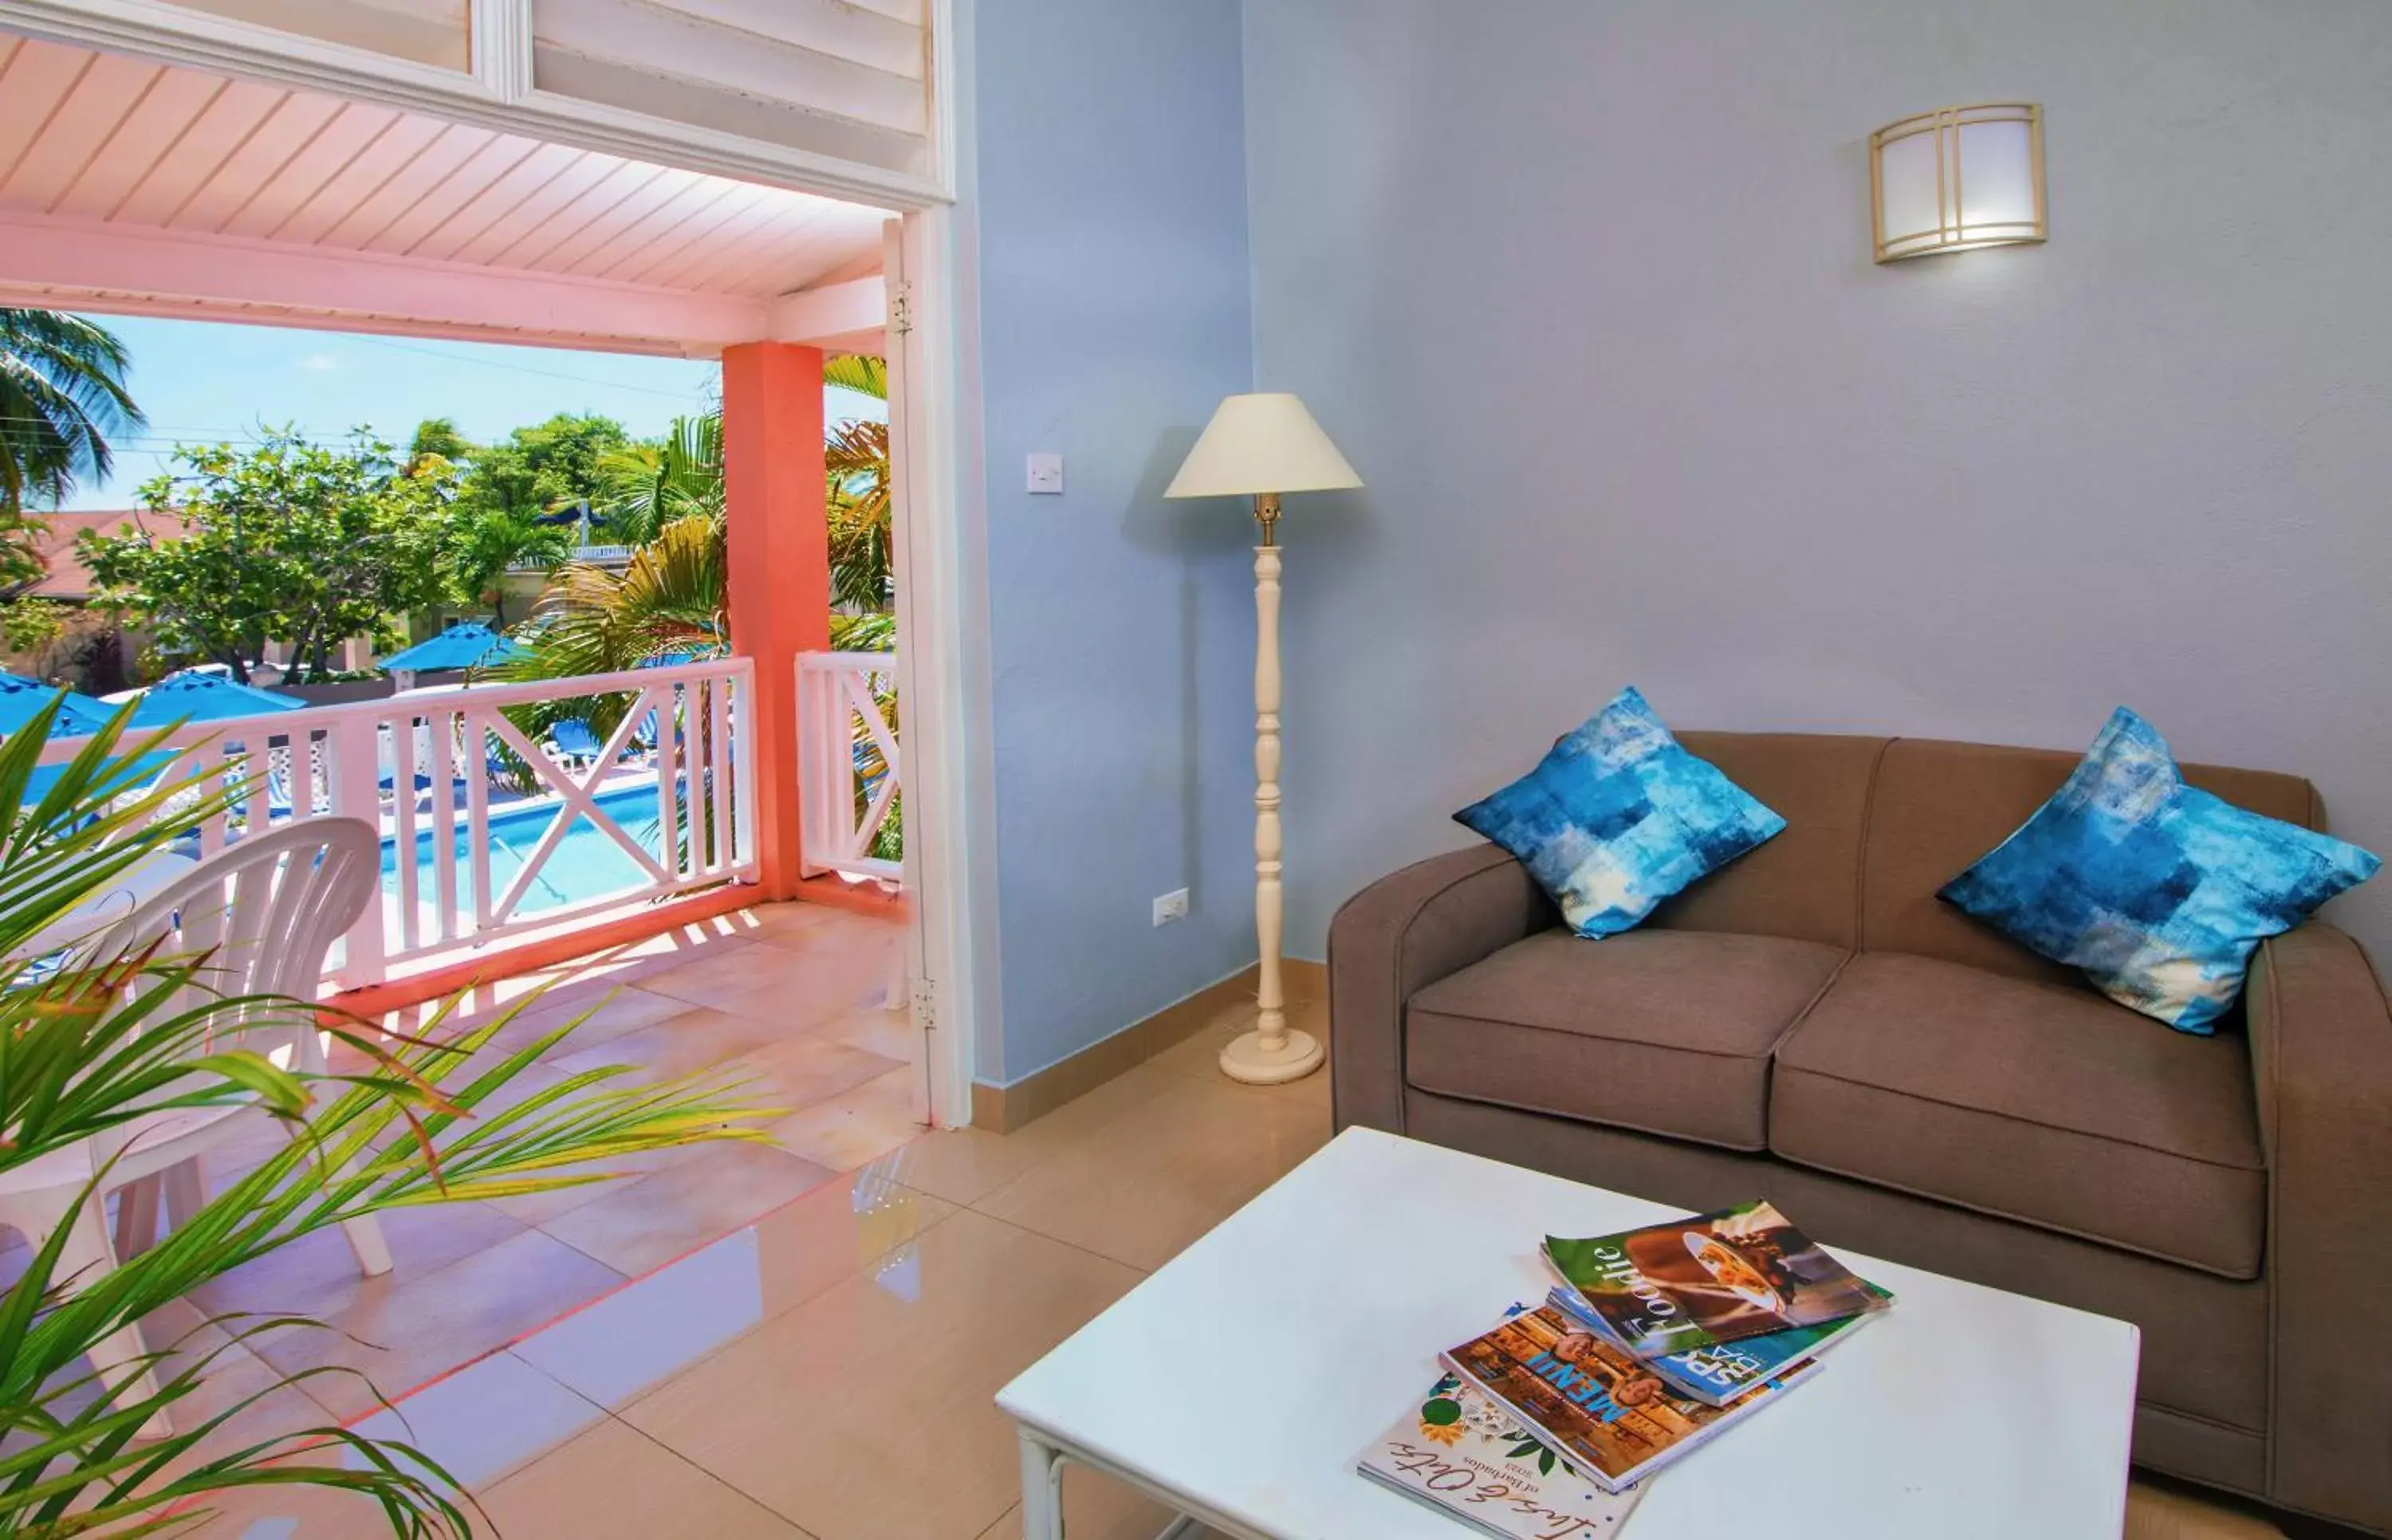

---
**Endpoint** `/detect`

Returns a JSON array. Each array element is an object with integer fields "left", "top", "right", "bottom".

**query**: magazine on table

[
  {"left": 1544, "top": 1279, "right": 1893, "bottom": 1407},
  {"left": 1440, "top": 1302, "right": 1820, "bottom": 1493},
  {"left": 1544, "top": 1200, "right": 1888, "bottom": 1361},
  {"left": 1359, "top": 1357, "right": 1646, "bottom": 1539}
]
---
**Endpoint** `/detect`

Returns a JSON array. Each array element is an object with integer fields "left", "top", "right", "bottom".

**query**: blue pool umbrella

[
  {"left": 127, "top": 670, "right": 305, "bottom": 729},
  {"left": 0, "top": 671, "right": 115, "bottom": 739},
  {"left": 377, "top": 623, "right": 528, "bottom": 676}
]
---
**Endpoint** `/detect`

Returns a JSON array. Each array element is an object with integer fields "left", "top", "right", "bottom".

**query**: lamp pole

[
  {"left": 1161, "top": 393, "right": 1359, "bottom": 1086},
  {"left": 1221, "top": 491, "right": 1322, "bottom": 1085}
]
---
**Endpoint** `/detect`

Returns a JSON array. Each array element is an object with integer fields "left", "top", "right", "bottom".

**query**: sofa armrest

[
  {"left": 1327, "top": 843, "right": 1557, "bottom": 1134},
  {"left": 2244, "top": 921, "right": 2392, "bottom": 1527}
]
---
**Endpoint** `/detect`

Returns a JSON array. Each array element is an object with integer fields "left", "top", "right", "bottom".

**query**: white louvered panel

[
  {"left": 533, "top": 0, "right": 926, "bottom": 136},
  {"left": 839, "top": 0, "right": 923, "bottom": 25},
  {"left": 652, "top": 0, "right": 923, "bottom": 80},
  {"left": 159, "top": 0, "right": 472, "bottom": 73}
]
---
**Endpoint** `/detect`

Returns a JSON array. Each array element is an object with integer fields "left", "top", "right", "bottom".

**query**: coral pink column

[{"left": 722, "top": 342, "right": 828, "bottom": 900}]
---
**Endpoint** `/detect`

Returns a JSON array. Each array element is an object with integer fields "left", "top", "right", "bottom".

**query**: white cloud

[{"left": 298, "top": 352, "right": 339, "bottom": 372}]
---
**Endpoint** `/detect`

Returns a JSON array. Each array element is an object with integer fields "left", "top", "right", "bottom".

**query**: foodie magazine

[
  {"left": 1543, "top": 1200, "right": 1887, "bottom": 1360},
  {"left": 1544, "top": 1280, "right": 1893, "bottom": 1406},
  {"left": 1358, "top": 1364, "right": 1645, "bottom": 1539},
  {"left": 1438, "top": 1302, "right": 1820, "bottom": 1493}
]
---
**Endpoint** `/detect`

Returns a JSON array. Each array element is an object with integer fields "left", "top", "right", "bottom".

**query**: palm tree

[
  {"left": 584, "top": 359, "right": 891, "bottom": 611},
  {"left": 0, "top": 308, "right": 144, "bottom": 516},
  {"left": 592, "top": 413, "right": 723, "bottom": 547},
  {"left": 511, "top": 514, "right": 727, "bottom": 673},
  {"left": 447, "top": 505, "right": 573, "bottom": 624},
  {"left": 824, "top": 354, "right": 887, "bottom": 399},
  {"left": 486, "top": 513, "right": 727, "bottom": 748},
  {"left": 501, "top": 353, "right": 894, "bottom": 710},
  {"left": 826, "top": 417, "right": 893, "bottom": 611},
  {"left": 406, "top": 414, "right": 474, "bottom": 476}
]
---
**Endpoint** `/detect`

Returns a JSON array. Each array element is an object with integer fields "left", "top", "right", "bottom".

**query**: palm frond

[
  {"left": 825, "top": 419, "right": 892, "bottom": 611},
  {"left": 0, "top": 703, "right": 776, "bottom": 1536},
  {"left": 821, "top": 355, "right": 887, "bottom": 400},
  {"left": 0, "top": 309, "right": 144, "bottom": 513}
]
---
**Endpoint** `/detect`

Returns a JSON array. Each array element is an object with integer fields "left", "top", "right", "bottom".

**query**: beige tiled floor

[
  {"left": 0, "top": 900, "right": 919, "bottom": 1450},
  {"left": 66, "top": 956, "right": 2288, "bottom": 1539}
]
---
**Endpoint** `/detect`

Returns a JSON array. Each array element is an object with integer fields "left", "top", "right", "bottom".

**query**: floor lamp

[{"left": 1166, "top": 394, "right": 1363, "bottom": 1084}]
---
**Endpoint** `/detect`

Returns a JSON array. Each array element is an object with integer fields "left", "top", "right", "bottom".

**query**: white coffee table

[{"left": 997, "top": 1126, "right": 2139, "bottom": 1539}]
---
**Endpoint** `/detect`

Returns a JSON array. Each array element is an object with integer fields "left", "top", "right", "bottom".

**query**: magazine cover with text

[
  {"left": 1544, "top": 1200, "right": 1887, "bottom": 1359},
  {"left": 1440, "top": 1302, "right": 1820, "bottom": 1493},
  {"left": 1358, "top": 1365, "right": 1645, "bottom": 1539},
  {"left": 1544, "top": 1279, "right": 1894, "bottom": 1405}
]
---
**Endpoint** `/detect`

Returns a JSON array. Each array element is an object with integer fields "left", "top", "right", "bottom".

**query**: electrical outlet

[
  {"left": 1152, "top": 888, "right": 1189, "bottom": 926},
  {"left": 1026, "top": 452, "right": 1064, "bottom": 494}
]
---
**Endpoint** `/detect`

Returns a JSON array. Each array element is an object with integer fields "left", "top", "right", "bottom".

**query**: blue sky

[{"left": 57, "top": 315, "right": 883, "bottom": 511}]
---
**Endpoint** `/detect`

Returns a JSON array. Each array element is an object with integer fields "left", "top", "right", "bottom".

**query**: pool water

[{"left": 382, "top": 782, "right": 672, "bottom": 917}]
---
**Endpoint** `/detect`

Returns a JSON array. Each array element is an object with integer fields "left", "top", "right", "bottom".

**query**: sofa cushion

[
  {"left": 1772, "top": 952, "right": 2267, "bottom": 1278},
  {"left": 1453, "top": 687, "right": 1787, "bottom": 939},
  {"left": 1938, "top": 708, "right": 2379, "bottom": 1035},
  {"left": 1658, "top": 731, "right": 1890, "bottom": 949},
  {"left": 1859, "top": 736, "right": 2323, "bottom": 988},
  {"left": 1406, "top": 929, "right": 1847, "bottom": 1152}
]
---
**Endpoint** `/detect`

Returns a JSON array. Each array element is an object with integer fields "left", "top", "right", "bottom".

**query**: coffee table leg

[{"left": 1018, "top": 1428, "right": 1064, "bottom": 1539}]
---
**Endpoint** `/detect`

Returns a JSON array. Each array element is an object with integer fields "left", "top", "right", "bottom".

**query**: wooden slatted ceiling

[{"left": 0, "top": 33, "right": 887, "bottom": 300}]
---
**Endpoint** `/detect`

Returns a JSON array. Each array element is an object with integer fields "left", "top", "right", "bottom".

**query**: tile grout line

[
  {"left": 533, "top": 1177, "right": 971, "bottom": 1428},
  {"left": 949, "top": 1199, "right": 1159, "bottom": 1282},
  {"left": 595, "top": 1407, "right": 830, "bottom": 1538}
]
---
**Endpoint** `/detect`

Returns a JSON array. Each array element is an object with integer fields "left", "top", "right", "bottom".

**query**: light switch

[{"left": 1026, "top": 452, "right": 1064, "bottom": 495}]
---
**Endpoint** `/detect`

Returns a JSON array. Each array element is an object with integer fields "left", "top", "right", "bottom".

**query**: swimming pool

[{"left": 381, "top": 781, "right": 670, "bottom": 917}]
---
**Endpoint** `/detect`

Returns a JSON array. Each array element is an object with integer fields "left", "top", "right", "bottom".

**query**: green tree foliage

[
  {"left": 0, "top": 595, "right": 69, "bottom": 654},
  {"left": 451, "top": 411, "right": 629, "bottom": 523},
  {"left": 0, "top": 308, "right": 144, "bottom": 518},
  {"left": 0, "top": 511, "right": 48, "bottom": 595},
  {"left": 405, "top": 414, "right": 474, "bottom": 476},
  {"left": 81, "top": 431, "right": 458, "bottom": 682}
]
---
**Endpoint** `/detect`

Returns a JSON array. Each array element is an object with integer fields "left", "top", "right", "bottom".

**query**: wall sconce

[{"left": 1870, "top": 104, "right": 2046, "bottom": 262}]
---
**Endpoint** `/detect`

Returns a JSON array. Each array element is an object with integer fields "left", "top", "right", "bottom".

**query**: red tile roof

[{"left": 19, "top": 509, "right": 187, "bottom": 600}]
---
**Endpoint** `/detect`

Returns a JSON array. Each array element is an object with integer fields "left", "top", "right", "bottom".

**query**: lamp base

[{"left": 1219, "top": 1024, "right": 1324, "bottom": 1086}]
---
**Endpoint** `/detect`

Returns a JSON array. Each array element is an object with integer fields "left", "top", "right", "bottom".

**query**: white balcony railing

[
  {"left": 509, "top": 543, "right": 635, "bottom": 572},
  {"left": 34, "top": 657, "right": 759, "bottom": 988},
  {"left": 797, "top": 650, "right": 900, "bottom": 885}
]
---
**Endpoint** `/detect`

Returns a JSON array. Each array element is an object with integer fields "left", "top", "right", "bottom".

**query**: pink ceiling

[{"left": 0, "top": 34, "right": 888, "bottom": 301}]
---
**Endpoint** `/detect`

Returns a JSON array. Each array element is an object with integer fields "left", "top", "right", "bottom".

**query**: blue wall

[
  {"left": 1241, "top": 0, "right": 2392, "bottom": 972},
  {"left": 963, "top": 0, "right": 1261, "bottom": 1085}
]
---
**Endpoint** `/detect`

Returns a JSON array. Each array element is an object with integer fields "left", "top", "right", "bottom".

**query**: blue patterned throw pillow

[
  {"left": 1941, "top": 708, "right": 2380, "bottom": 1034},
  {"left": 1455, "top": 687, "right": 1786, "bottom": 938}
]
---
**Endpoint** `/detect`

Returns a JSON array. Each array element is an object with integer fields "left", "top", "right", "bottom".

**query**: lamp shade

[
  {"left": 1165, "top": 393, "right": 1362, "bottom": 499},
  {"left": 1871, "top": 103, "right": 2046, "bottom": 261}
]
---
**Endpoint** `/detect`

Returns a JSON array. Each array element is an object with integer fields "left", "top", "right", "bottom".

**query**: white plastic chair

[{"left": 0, "top": 818, "right": 391, "bottom": 1426}]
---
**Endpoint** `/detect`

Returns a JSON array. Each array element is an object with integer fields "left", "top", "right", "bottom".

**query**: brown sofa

[{"left": 1329, "top": 731, "right": 2392, "bottom": 1535}]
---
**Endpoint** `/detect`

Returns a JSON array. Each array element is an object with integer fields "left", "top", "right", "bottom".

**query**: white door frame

[
  {"left": 2, "top": 0, "right": 988, "bottom": 1129},
  {"left": 884, "top": 207, "right": 978, "bottom": 1129}
]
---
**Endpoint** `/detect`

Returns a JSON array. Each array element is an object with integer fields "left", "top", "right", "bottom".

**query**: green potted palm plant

[{"left": 0, "top": 698, "right": 772, "bottom": 1538}]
